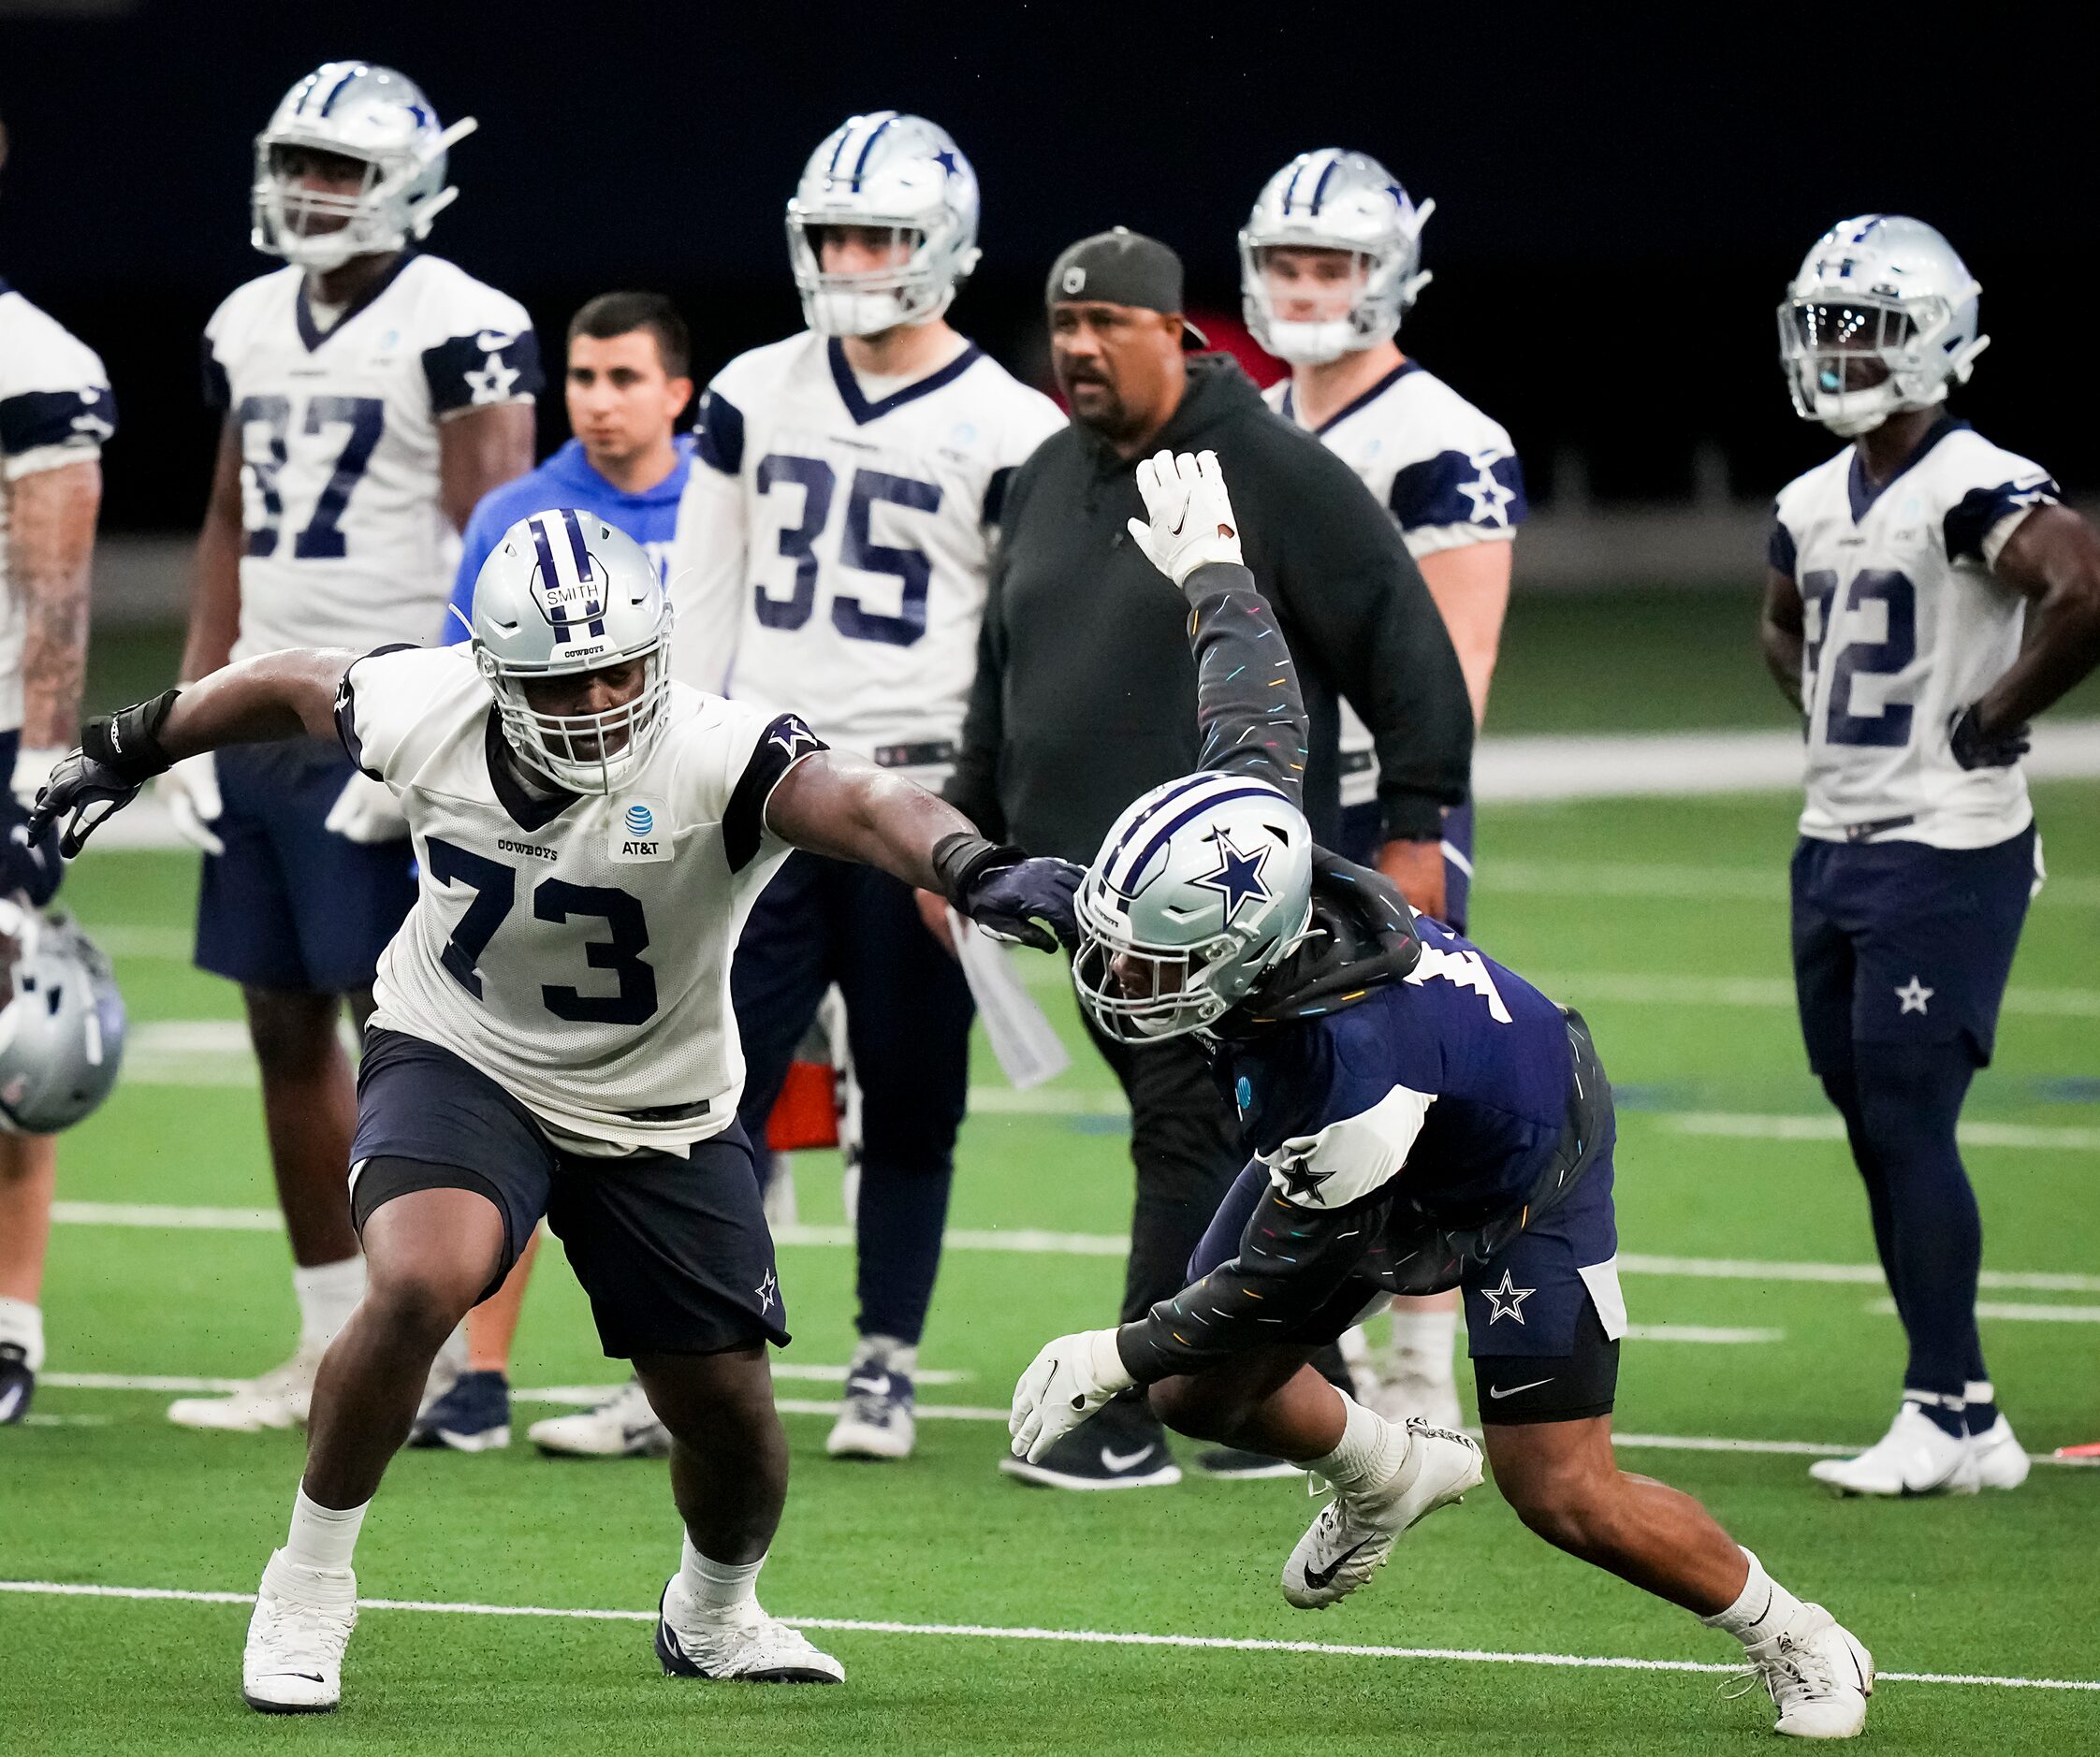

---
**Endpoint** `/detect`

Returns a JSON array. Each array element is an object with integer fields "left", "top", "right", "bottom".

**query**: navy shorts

[
  {"left": 349, "top": 1029, "right": 788, "bottom": 1358},
  {"left": 195, "top": 738, "right": 416, "bottom": 995},
  {"left": 1339, "top": 796, "right": 1474, "bottom": 935},
  {"left": 1189, "top": 1142, "right": 1624, "bottom": 1423},
  {"left": 1790, "top": 825, "right": 2037, "bottom": 1072}
]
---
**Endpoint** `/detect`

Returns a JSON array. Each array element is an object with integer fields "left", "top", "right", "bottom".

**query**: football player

[
  {"left": 1761, "top": 216, "right": 2100, "bottom": 1494},
  {"left": 664, "top": 112, "right": 1062, "bottom": 1462},
  {"left": 410, "top": 290, "right": 696, "bottom": 1454},
  {"left": 160, "top": 63, "right": 539, "bottom": 1433},
  {"left": 1243, "top": 148, "right": 1525, "bottom": 1430},
  {"left": 0, "top": 107, "right": 117, "bottom": 1424},
  {"left": 1011, "top": 452, "right": 1874, "bottom": 1740},
  {"left": 31, "top": 511, "right": 1082, "bottom": 1709}
]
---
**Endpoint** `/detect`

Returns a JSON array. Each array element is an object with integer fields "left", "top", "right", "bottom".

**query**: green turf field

[{"left": 6, "top": 613, "right": 2098, "bottom": 1752}]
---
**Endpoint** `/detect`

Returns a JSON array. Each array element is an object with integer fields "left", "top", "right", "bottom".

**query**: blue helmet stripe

[
  {"left": 1307, "top": 152, "right": 1341, "bottom": 216},
  {"left": 1280, "top": 154, "right": 1312, "bottom": 214},
  {"left": 1109, "top": 783, "right": 1283, "bottom": 900},
  {"left": 825, "top": 121, "right": 855, "bottom": 178},
  {"left": 317, "top": 65, "right": 365, "bottom": 116},
  {"left": 851, "top": 111, "right": 898, "bottom": 190},
  {"left": 1097, "top": 773, "right": 1220, "bottom": 877}
]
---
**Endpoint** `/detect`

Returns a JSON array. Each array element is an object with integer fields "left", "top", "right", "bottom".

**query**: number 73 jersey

[
  {"left": 337, "top": 644, "right": 824, "bottom": 1155},
  {"left": 1772, "top": 418, "right": 2058, "bottom": 849},
  {"left": 205, "top": 254, "right": 542, "bottom": 664}
]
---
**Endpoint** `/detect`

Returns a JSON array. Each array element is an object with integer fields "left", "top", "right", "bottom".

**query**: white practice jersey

[
  {"left": 0, "top": 279, "right": 116, "bottom": 733},
  {"left": 1772, "top": 418, "right": 2055, "bottom": 849},
  {"left": 668, "top": 332, "right": 1061, "bottom": 776},
  {"left": 206, "top": 254, "right": 540, "bottom": 664},
  {"left": 339, "top": 644, "right": 824, "bottom": 1154},
  {"left": 1269, "top": 361, "right": 1524, "bottom": 806}
]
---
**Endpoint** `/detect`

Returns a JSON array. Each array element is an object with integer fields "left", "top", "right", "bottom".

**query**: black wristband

[
  {"left": 80, "top": 689, "right": 182, "bottom": 783},
  {"left": 931, "top": 831, "right": 1024, "bottom": 908}
]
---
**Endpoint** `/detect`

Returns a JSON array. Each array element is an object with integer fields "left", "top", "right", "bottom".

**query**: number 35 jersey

[
  {"left": 336, "top": 643, "right": 824, "bottom": 1155},
  {"left": 668, "top": 333, "right": 1062, "bottom": 770},
  {"left": 205, "top": 254, "right": 542, "bottom": 665},
  {"left": 1771, "top": 417, "right": 2058, "bottom": 849}
]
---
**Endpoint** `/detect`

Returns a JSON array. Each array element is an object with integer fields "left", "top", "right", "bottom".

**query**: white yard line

[
  {"left": 1657, "top": 1111, "right": 2100, "bottom": 1151},
  {"left": 1531, "top": 972, "right": 2100, "bottom": 1019},
  {"left": 0, "top": 1576, "right": 2091, "bottom": 1691},
  {"left": 1868, "top": 1299, "right": 2100, "bottom": 1325},
  {"left": 1487, "top": 859, "right": 2100, "bottom": 910},
  {"left": 1622, "top": 1325, "right": 1782, "bottom": 1344}
]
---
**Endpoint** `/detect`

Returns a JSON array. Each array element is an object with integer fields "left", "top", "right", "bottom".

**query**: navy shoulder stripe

[
  {"left": 0, "top": 384, "right": 116, "bottom": 456},
  {"left": 332, "top": 643, "right": 421, "bottom": 779},
  {"left": 422, "top": 327, "right": 545, "bottom": 415},
  {"left": 1768, "top": 516, "right": 1798, "bottom": 579},
  {"left": 694, "top": 386, "right": 746, "bottom": 475},
  {"left": 722, "top": 713, "right": 828, "bottom": 872},
  {"left": 1943, "top": 477, "right": 2060, "bottom": 564},
  {"left": 1386, "top": 447, "right": 1525, "bottom": 532}
]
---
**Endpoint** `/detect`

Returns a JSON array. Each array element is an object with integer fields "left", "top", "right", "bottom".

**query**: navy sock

[
  {"left": 1849, "top": 1038, "right": 1984, "bottom": 1404},
  {"left": 853, "top": 1156, "right": 955, "bottom": 1345},
  {"left": 1905, "top": 1390, "right": 1969, "bottom": 1440}
]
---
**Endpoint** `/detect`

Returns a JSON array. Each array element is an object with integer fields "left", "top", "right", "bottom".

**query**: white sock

[
  {"left": 293, "top": 1256, "right": 367, "bottom": 1350},
  {"left": 1387, "top": 1305, "right": 1458, "bottom": 1368},
  {"left": 1310, "top": 1390, "right": 1409, "bottom": 1493},
  {"left": 679, "top": 1532, "right": 764, "bottom": 1616},
  {"left": 284, "top": 1486, "right": 369, "bottom": 1573},
  {"left": 1699, "top": 1548, "right": 1805, "bottom": 1648},
  {"left": 0, "top": 1296, "right": 45, "bottom": 1373},
  {"left": 855, "top": 1333, "right": 916, "bottom": 1377}
]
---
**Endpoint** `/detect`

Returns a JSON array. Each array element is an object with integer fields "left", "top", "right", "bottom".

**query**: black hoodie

[{"left": 947, "top": 355, "right": 1473, "bottom": 863}]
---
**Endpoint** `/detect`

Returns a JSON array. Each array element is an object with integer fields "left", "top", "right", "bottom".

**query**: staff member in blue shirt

[{"left": 420, "top": 289, "right": 695, "bottom": 1453}]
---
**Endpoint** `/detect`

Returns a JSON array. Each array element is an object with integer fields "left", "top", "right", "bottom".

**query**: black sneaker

[
  {"left": 408, "top": 1369, "right": 510, "bottom": 1452},
  {"left": 0, "top": 1343, "right": 32, "bottom": 1425},
  {"left": 1195, "top": 1446, "right": 1303, "bottom": 1480},
  {"left": 999, "top": 1390, "right": 1181, "bottom": 1489}
]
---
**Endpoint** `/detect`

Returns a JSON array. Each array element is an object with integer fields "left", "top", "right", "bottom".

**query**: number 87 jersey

[
  {"left": 1772, "top": 417, "right": 2060, "bottom": 848},
  {"left": 205, "top": 254, "right": 542, "bottom": 662}
]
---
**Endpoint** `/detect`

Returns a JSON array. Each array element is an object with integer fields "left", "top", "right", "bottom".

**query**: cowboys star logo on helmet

[{"left": 1192, "top": 827, "right": 1273, "bottom": 925}]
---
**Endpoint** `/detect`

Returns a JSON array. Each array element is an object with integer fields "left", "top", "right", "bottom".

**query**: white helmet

[
  {"left": 252, "top": 62, "right": 476, "bottom": 273},
  {"left": 0, "top": 902, "right": 125, "bottom": 1137},
  {"left": 786, "top": 111, "right": 982, "bottom": 337},
  {"left": 1240, "top": 149, "right": 1433, "bottom": 365},
  {"left": 1072, "top": 774, "right": 1316, "bottom": 1042},
  {"left": 470, "top": 510, "right": 674, "bottom": 795},
  {"left": 1778, "top": 215, "right": 1989, "bottom": 438}
]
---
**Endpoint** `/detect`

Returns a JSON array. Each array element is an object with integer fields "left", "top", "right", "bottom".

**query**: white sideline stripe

[
  {"left": 1488, "top": 859, "right": 2100, "bottom": 910},
  {"left": 1622, "top": 1325, "right": 1782, "bottom": 1344},
  {"left": 1532, "top": 972, "right": 2100, "bottom": 1019},
  {"left": 1658, "top": 1111, "right": 2100, "bottom": 1152},
  {"left": 0, "top": 1578, "right": 2092, "bottom": 1692},
  {"left": 45, "top": 1202, "right": 2100, "bottom": 1294},
  {"left": 1869, "top": 1299, "right": 2100, "bottom": 1325}
]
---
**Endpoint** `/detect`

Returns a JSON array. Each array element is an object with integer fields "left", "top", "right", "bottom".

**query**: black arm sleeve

[
  {"left": 1115, "top": 1176, "right": 1392, "bottom": 1384},
  {"left": 1186, "top": 561, "right": 1310, "bottom": 807},
  {"left": 944, "top": 545, "right": 1009, "bottom": 839},
  {"left": 1268, "top": 451, "right": 1472, "bottom": 841}
]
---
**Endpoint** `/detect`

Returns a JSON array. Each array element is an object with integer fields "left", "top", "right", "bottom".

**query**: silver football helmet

[
  {"left": 470, "top": 510, "right": 674, "bottom": 795},
  {"left": 1240, "top": 150, "right": 1434, "bottom": 365},
  {"left": 1072, "top": 774, "right": 1317, "bottom": 1041},
  {"left": 1779, "top": 215, "right": 1989, "bottom": 438},
  {"left": 252, "top": 62, "right": 476, "bottom": 273},
  {"left": 786, "top": 111, "right": 982, "bottom": 336},
  {"left": 0, "top": 902, "right": 125, "bottom": 1137}
]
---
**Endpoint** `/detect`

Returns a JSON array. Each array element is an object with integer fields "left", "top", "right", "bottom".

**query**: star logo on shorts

[
  {"left": 1895, "top": 975, "right": 1933, "bottom": 1015},
  {"left": 1482, "top": 1269, "right": 1535, "bottom": 1325},
  {"left": 754, "top": 1267, "right": 778, "bottom": 1315}
]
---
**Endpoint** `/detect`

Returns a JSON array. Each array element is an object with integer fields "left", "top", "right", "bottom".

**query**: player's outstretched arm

[
  {"left": 1956, "top": 504, "right": 2100, "bottom": 764},
  {"left": 765, "top": 751, "right": 1082, "bottom": 952},
  {"left": 26, "top": 649, "right": 355, "bottom": 857}
]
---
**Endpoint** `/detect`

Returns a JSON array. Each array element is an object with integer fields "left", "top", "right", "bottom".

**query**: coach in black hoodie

[{"left": 946, "top": 229, "right": 1472, "bottom": 1490}]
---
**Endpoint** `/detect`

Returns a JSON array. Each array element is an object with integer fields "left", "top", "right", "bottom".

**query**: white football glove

[
  {"left": 1008, "top": 1327, "right": 1136, "bottom": 1464},
  {"left": 156, "top": 749, "right": 226, "bottom": 857},
  {"left": 325, "top": 769, "right": 409, "bottom": 844},
  {"left": 1125, "top": 448, "right": 1245, "bottom": 587},
  {"left": 10, "top": 745, "right": 66, "bottom": 813}
]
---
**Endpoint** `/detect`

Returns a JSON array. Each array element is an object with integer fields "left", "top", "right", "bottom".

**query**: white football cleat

[
  {"left": 1731, "top": 1603, "right": 1874, "bottom": 1739},
  {"left": 654, "top": 1576, "right": 843, "bottom": 1683},
  {"left": 1808, "top": 1402, "right": 1977, "bottom": 1496},
  {"left": 528, "top": 1378, "right": 671, "bottom": 1459},
  {"left": 169, "top": 1343, "right": 326, "bottom": 1432},
  {"left": 826, "top": 1353, "right": 915, "bottom": 1460},
  {"left": 242, "top": 1548, "right": 357, "bottom": 1713},
  {"left": 1968, "top": 1414, "right": 2031, "bottom": 1490},
  {"left": 1283, "top": 1417, "right": 1482, "bottom": 1609}
]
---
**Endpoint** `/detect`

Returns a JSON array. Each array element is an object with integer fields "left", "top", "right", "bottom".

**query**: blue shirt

[{"left": 444, "top": 434, "right": 694, "bottom": 642}]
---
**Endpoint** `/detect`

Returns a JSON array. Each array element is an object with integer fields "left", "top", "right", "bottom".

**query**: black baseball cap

[{"left": 1046, "top": 227, "right": 1210, "bottom": 349}]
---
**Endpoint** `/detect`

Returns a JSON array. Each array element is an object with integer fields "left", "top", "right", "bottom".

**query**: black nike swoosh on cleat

[{"left": 1302, "top": 1539, "right": 1373, "bottom": 1591}]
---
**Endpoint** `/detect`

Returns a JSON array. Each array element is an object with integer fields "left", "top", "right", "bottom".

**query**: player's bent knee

[{"left": 1147, "top": 1373, "right": 1243, "bottom": 1441}]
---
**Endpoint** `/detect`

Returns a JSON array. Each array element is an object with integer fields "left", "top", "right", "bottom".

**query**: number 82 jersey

[{"left": 1772, "top": 416, "right": 2058, "bottom": 848}]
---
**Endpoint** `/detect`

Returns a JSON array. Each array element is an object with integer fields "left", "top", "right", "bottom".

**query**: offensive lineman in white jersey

[
  {"left": 162, "top": 64, "right": 539, "bottom": 1432},
  {"left": 1243, "top": 148, "right": 1525, "bottom": 1430},
  {"left": 666, "top": 112, "right": 1062, "bottom": 1461},
  {"left": 1761, "top": 216, "right": 2100, "bottom": 1495},
  {"left": 30, "top": 511, "right": 1084, "bottom": 1708},
  {"left": 0, "top": 109, "right": 119, "bottom": 1422}
]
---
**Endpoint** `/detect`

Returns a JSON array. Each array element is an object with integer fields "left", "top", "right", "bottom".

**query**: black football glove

[
  {"left": 26, "top": 689, "right": 182, "bottom": 858},
  {"left": 932, "top": 833, "right": 1084, "bottom": 953},
  {"left": 1947, "top": 703, "right": 2030, "bottom": 772}
]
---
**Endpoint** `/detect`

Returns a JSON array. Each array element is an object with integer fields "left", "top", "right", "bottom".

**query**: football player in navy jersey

[
  {"left": 1011, "top": 452, "right": 1874, "bottom": 1741},
  {"left": 1762, "top": 216, "right": 2100, "bottom": 1495}
]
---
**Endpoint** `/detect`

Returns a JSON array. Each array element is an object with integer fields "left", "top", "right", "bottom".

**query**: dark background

[{"left": 2, "top": 3, "right": 2093, "bottom": 532}]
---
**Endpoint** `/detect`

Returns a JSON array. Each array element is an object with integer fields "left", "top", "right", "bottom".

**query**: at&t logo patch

[{"left": 609, "top": 796, "right": 671, "bottom": 863}]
